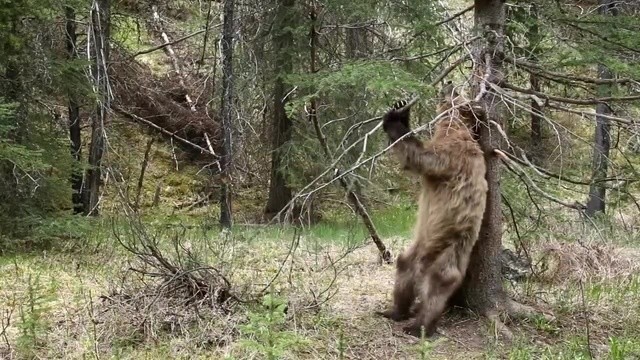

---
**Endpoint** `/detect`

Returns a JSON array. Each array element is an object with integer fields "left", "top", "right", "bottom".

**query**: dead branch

[
  {"left": 113, "top": 105, "right": 217, "bottom": 158},
  {"left": 274, "top": 97, "right": 464, "bottom": 222},
  {"left": 434, "top": 4, "right": 474, "bottom": 26},
  {"left": 502, "top": 82, "right": 640, "bottom": 105},
  {"left": 547, "top": 103, "right": 637, "bottom": 125},
  {"left": 151, "top": 6, "right": 197, "bottom": 111},
  {"left": 495, "top": 149, "right": 587, "bottom": 211},
  {"left": 430, "top": 54, "right": 471, "bottom": 86},
  {"left": 506, "top": 56, "right": 638, "bottom": 85},
  {"left": 131, "top": 29, "right": 209, "bottom": 58}
]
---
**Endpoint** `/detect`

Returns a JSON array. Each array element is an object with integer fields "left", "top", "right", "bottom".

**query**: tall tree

[
  {"left": 586, "top": 0, "right": 617, "bottom": 216},
  {"left": 219, "top": 0, "right": 236, "bottom": 228},
  {"left": 84, "top": 0, "right": 111, "bottom": 215},
  {"left": 264, "top": 0, "right": 296, "bottom": 220},
  {"left": 454, "top": 0, "right": 511, "bottom": 332},
  {"left": 65, "top": 4, "right": 83, "bottom": 214}
]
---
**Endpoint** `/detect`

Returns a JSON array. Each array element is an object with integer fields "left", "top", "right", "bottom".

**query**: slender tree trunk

[
  {"left": 529, "top": 73, "right": 543, "bottom": 162},
  {"left": 527, "top": 4, "right": 543, "bottom": 164},
  {"left": 84, "top": 0, "right": 111, "bottom": 216},
  {"left": 65, "top": 5, "right": 84, "bottom": 214},
  {"left": 586, "top": 0, "right": 616, "bottom": 216},
  {"left": 455, "top": 0, "right": 507, "bottom": 315},
  {"left": 264, "top": 0, "right": 295, "bottom": 220},
  {"left": 219, "top": 0, "right": 235, "bottom": 228},
  {"left": 134, "top": 138, "right": 154, "bottom": 211}
]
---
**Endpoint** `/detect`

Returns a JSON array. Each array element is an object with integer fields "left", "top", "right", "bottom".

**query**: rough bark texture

[
  {"left": 219, "top": 0, "right": 235, "bottom": 228},
  {"left": 65, "top": 5, "right": 84, "bottom": 214},
  {"left": 455, "top": 0, "right": 507, "bottom": 314},
  {"left": 264, "top": 0, "right": 295, "bottom": 220},
  {"left": 84, "top": 0, "right": 111, "bottom": 216},
  {"left": 586, "top": 0, "right": 616, "bottom": 216}
]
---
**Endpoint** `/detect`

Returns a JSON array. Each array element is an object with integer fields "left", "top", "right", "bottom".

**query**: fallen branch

[
  {"left": 151, "top": 6, "right": 197, "bottom": 112},
  {"left": 131, "top": 29, "right": 208, "bottom": 58},
  {"left": 305, "top": 15, "right": 391, "bottom": 263},
  {"left": 113, "top": 105, "right": 217, "bottom": 157}
]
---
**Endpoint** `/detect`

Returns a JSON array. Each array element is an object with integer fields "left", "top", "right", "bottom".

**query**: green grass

[{"left": 1, "top": 208, "right": 640, "bottom": 359}]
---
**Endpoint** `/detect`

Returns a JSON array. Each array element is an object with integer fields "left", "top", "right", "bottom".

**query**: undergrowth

[{"left": 0, "top": 207, "right": 639, "bottom": 359}]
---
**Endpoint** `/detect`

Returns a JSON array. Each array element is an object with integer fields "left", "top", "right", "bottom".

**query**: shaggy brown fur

[{"left": 377, "top": 86, "right": 488, "bottom": 337}]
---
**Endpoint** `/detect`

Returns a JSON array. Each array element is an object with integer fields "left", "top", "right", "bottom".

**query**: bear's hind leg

[
  {"left": 403, "top": 249, "right": 463, "bottom": 337},
  {"left": 377, "top": 250, "right": 416, "bottom": 322}
]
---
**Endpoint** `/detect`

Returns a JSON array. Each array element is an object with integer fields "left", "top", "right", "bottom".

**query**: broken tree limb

[
  {"left": 310, "top": 108, "right": 392, "bottom": 264},
  {"left": 307, "top": 7, "right": 391, "bottom": 264},
  {"left": 132, "top": 29, "right": 207, "bottom": 58},
  {"left": 151, "top": 6, "right": 197, "bottom": 112},
  {"left": 113, "top": 105, "right": 217, "bottom": 157}
]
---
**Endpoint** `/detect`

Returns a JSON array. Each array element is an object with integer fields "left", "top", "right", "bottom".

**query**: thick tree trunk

[
  {"left": 65, "top": 5, "right": 84, "bottom": 214},
  {"left": 84, "top": 0, "right": 111, "bottom": 216},
  {"left": 586, "top": 0, "right": 616, "bottom": 216},
  {"left": 219, "top": 0, "right": 235, "bottom": 228},
  {"left": 456, "top": 0, "right": 507, "bottom": 315},
  {"left": 264, "top": 0, "right": 295, "bottom": 220}
]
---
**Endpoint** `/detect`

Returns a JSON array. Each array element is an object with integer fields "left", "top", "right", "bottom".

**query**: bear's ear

[{"left": 439, "top": 80, "right": 458, "bottom": 100}]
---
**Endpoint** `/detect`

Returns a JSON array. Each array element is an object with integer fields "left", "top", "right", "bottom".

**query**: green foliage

[
  {"left": 16, "top": 272, "right": 57, "bottom": 359},
  {"left": 0, "top": 0, "right": 94, "bottom": 246},
  {"left": 238, "top": 294, "right": 309, "bottom": 360},
  {"left": 0, "top": 100, "right": 77, "bottom": 242}
]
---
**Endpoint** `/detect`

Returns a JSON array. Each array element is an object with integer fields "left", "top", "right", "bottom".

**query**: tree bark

[
  {"left": 586, "top": 0, "right": 616, "bottom": 216},
  {"left": 134, "top": 138, "right": 154, "bottom": 211},
  {"left": 264, "top": 0, "right": 295, "bottom": 220},
  {"left": 84, "top": 0, "right": 111, "bottom": 216},
  {"left": 219, "top": 0, "right": 235, "bottom": 228},
  {"left": 527, "top": 4, "right": 543, "bottom": 165},
  {"left": 151, "top": 5, "right": 197, "bottom": 112},
  {"left": 65, "top": 5, "right": 84, "bottom": 214},
  {"left": 455, "top": 0, "right": 507, "bottom": 316}
]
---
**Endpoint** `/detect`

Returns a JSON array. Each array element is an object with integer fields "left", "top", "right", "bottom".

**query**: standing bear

[{"left": 377, "top": 84, "right": 488, "bottom": 337}]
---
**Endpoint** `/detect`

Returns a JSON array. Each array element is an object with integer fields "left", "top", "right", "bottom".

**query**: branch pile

[{"left": 110, "top": 47, "right": 220, "bottom": 161}]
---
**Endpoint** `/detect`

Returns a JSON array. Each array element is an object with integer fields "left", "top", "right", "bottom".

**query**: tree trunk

[
  {"left": 264, "top": 0, "right": 295, "bottom": 220},
  {"left": 586, "top": 0, "right": 616, "bottom": 216},
  {"left": 219, "top": 0, "right": 235, "bottom": 228},
  {"left": 529, "top": 72, "right": 543, "bottom": 163},
  {"left": 455, "top": 0, "right": 507, "bottom": 316},
  {"left": 527, "top": 4, "right": 543, "bottom": 165},
  {"left": 65, "top": 5, "right": 84, "bottom": 215},
  {"left": 84, "top": 0, "right": 111, "bottom": 216}
]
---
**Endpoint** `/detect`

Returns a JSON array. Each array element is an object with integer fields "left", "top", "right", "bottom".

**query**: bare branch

[
  {"left": 434, "top": 4, "right": 474, "bottom": 26},
  {"left": 495, "top": 150, "right": 587, "bottom": 211},
  {"left": 502, "top": 82, "right": 640, "bottom": 105},
  {"left": 131, "top": 29, "right": 210, "bottom": 58},
  {"left": 113, "top": 105, "right": 218, "bottom": 157},
  {"left": 506, "top": 56, "right": 638, "bottom": 85}
]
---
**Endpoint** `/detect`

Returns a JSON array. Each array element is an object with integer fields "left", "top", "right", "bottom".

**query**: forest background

[{"left": 1, "top": 0, "right": 640, "bottom": 359}]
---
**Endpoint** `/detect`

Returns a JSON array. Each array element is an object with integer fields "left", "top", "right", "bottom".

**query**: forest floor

[{"left": 1, "top": 210, "right": 640, "bottom": 359}]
